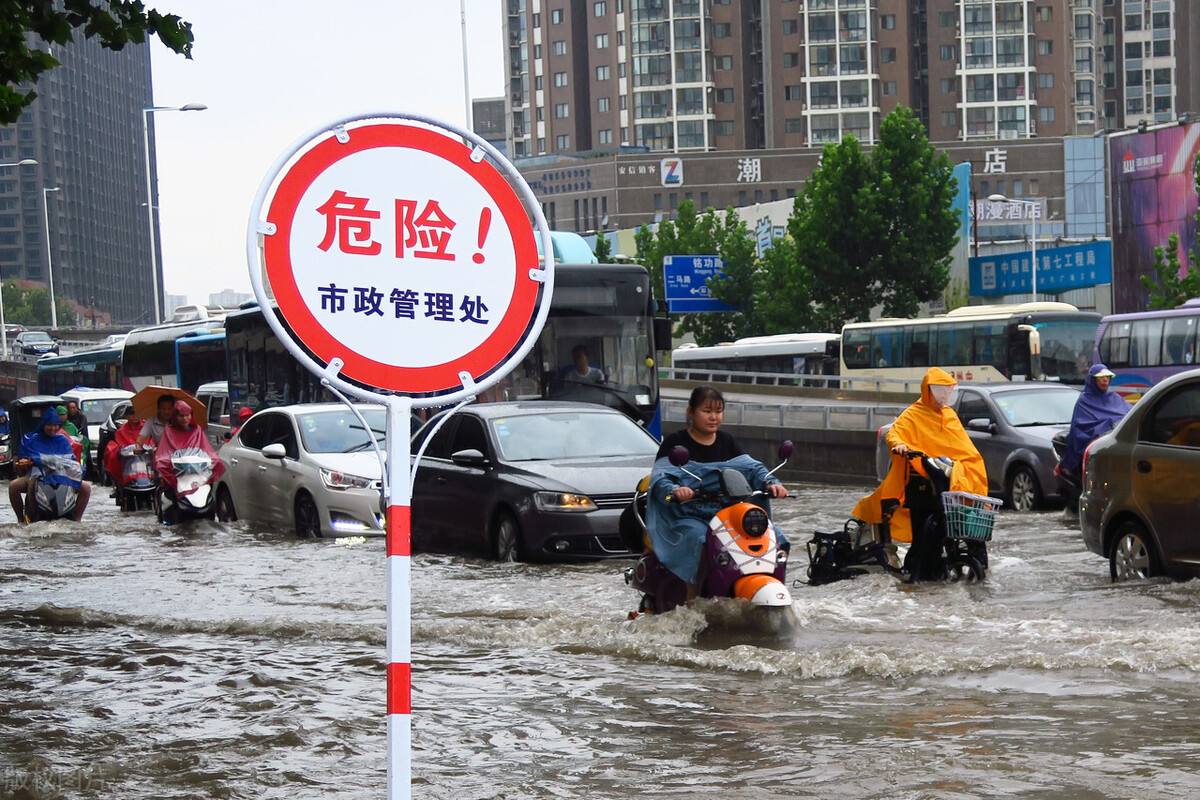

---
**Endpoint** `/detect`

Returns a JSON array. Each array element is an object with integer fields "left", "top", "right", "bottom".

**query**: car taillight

[{"left": 1081, "top": 440, "right": 1094, "bottom": 481}]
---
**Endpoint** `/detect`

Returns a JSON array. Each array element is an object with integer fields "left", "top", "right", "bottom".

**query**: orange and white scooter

[{"left": 622, "top": 442, "right": 794, "bottom": 617}]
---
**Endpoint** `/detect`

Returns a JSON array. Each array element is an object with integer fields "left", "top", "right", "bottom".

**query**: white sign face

[{"left": 260, "top": 121, "right": 542, "bottom": 394}]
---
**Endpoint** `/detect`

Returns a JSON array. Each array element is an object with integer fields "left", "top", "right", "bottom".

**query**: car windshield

[
  {"left": 25, "top": 332, "right": 51, "bottom": 342},
  {"left": 78, "top": 398, "right": 126, "bottom": 420},
  {"left": 296, "top": 408, "right": 386, "bottom": 453},
  {"left": 490, "top": 411, "right": 657, "bottom": 461},
  {"left": 992, "top": 388, "right": 1080, "bottom": 426}
]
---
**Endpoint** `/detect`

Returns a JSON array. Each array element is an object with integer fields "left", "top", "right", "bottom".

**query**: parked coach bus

[
  {"left": 1094, "top": 298, "right": 1200, "bottom": 402},
  {"left": 671, "top": 333, "right": 840, "bottom": 383},
  {"left": 36, "top": 345, "right": 124, "bottom": 395},
  {"left": 839, "top": 302, "right": 1101, "bottom": 389}
]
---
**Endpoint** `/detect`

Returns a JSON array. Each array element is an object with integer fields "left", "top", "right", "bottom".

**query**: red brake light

[{"left": 1081, "top": 440, "right": 1095, "bottom": 478}]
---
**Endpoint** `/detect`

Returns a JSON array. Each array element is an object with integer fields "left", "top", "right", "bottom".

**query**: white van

[
  {"left": 195, "top": 381, "right": 231, "bottom": 449},
  {"left": 60, "top": 387, "right": 134, "bottom": 478}
]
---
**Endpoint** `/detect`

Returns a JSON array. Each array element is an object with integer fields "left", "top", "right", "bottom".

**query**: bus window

[
  {"left": 1100, "top": 321, "right": 1132, "bottom": 367},
  {"left": 935, "top": 323, "right": 973, "bottom": 366},
  {"left": 1160, "top": 316, "right": 1197, "bottom": 366},
  {"left": 910, "top": 327, "right": 930, "bottom": 368},
  {"left": 974, "top": 322, "right": 1006, "bottom": 374},
  {"left": 842, "top": 328, "right": 871, "bottom": 368},
  {"left": 873, "top": 326, "right": 902, "bottom": 367},
  {"left": 1129, "top": 318, "right": 1164, "bottom": 367}
]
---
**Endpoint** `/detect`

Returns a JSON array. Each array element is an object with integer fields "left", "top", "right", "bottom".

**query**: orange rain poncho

[{"left": 851, "top": 367, "right": 987, "bottom": 543}]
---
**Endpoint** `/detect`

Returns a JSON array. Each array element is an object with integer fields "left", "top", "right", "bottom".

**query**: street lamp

[
  {"left": 0, "top": 158, "right": 38, "bottom": 360},
  {"left": 43, "top": 186, "right": 61, "bottom": 328},
  {"left": 987, "top": 193, "right": 1039, "bottom": 300},
  {"left": 143, "top": 102, "right": 207, "bottom": 325}
]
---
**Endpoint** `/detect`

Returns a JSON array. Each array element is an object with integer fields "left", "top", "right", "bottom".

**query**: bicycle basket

[{"left": 940, "top": 491, "right": 1002, "bottom": 542}]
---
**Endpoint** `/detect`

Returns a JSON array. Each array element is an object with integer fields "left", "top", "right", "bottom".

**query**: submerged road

[{"left": 4, "top": 480, "right": 1199, "bottom": 798}]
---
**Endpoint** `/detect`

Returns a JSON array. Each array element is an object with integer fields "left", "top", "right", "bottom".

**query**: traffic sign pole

[{"left": 384, "top": 394, "right": 414, "bottom": 797}]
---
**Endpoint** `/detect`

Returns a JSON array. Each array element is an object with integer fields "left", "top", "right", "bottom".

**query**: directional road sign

[{"left": 662, "top": 255, "right": 735, "bottom": 313}]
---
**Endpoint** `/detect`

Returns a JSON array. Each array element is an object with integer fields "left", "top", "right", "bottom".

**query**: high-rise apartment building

[
  {"left": 0, "top": 36, "right": 156, "bottom": 325},
  {"left": 503, "top": 0, "right": 1198, "bottom": 156}
]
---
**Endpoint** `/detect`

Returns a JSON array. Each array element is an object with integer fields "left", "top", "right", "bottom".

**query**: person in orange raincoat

[{"left": 852, "top": 367, "right": 987, "bottom": 576}]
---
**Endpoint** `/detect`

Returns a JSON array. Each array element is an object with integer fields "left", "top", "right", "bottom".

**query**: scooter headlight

[{"left": 742, "top": 507, "right": 769, "bottom": 537}]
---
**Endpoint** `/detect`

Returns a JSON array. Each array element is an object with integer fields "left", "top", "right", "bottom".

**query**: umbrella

[{"left": 130, "top": 386, "right": 208, "bottom": 430}]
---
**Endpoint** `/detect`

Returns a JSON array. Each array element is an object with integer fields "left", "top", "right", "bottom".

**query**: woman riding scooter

[
  {"left": 853, "top": 367, "right": 987, "bottom": 581},
  {"left": 1058, "top": 364, "right": 1128, "bottom": 513},
  {"left": 647, "top": 386, "right": 789, "bottom": 602},
  {"left": 154, "top": 401, "right": 225, "bottom": 522}
]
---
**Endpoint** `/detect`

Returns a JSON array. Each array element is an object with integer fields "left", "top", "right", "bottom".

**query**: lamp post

[
  {"left": 42, "top": 186, "right": 61, "bottom": 328},
  {"left": 143, "top": 102, "right": 207, "bottom": 325},
  {"left": 988, "top": 193, "right": 1039, "bottom": 300},
  {"left": 0, "top": 158, "right": 38, "bottom": 360}
]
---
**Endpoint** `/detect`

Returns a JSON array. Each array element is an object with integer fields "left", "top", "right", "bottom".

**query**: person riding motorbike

[
  {"left": 136, "top": 393, "right": 178, "bottom": 455},
  {"left": 104, "top": 406, "right": 150, "bottom": 486},
  {"left": 64, "top": 400, "right": 89, "bottom": 438},
  {"left": 648, "top": 386, "right": 789, "bottom": 601},
  {"left": 1058, "top": 363, "right": 1129, "bottom": 511},
  {"left": 852, "top": 367, "right": 987, "bottom": 577},
  {"left": 8, "top": 408, "right": 91, "bottom": 522},
  {"left": 153, "top": 400, "right": 225, "bottom": 505}
]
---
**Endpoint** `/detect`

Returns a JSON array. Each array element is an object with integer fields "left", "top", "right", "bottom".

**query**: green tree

[
  {"left": 634, "top": 200, "right": 761, "bottom": 346},
  {"left": 1, "top": 279, "right": 76, "bottom": 326},
  {"left": 1141, "top": 234, "right": 1200, "bottom": 309},
  {"left": 766, "top": 107, "right": 958, "bottom": 332},
  {"left": 593, "top": 231, "right": 615, "bottom": 263},
  {"left": 1, "top": 1, "right": 194, "bottom": 124}
]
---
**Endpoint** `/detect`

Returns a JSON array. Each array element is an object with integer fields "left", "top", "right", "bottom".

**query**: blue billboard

[
  {"left": 662, "top": 255, "right": 736, "bottom": 313},
  {"left": 969, "top": 240, "right": 1113, "bottom": 297}
]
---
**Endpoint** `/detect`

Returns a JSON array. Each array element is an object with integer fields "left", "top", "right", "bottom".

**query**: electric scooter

[{"left": 155, "top": 448, "right": 217, "bottom": 524}]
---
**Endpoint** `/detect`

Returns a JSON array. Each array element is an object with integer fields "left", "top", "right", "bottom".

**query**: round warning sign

[{"left": 249, "top": 116, "right": 549, "bottom": 397}]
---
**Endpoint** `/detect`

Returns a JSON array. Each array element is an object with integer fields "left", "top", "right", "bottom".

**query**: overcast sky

[{"left": 149, "top": 0, "right": 504, "bottom": 305}]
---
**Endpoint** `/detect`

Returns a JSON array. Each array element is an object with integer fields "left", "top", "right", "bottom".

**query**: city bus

[
  {"left": 670, "top": 333, "right": 840, "bottom": 383},
  {"left": 839, "top": 302, "right": 1101, "bottom": 389},
  {"left": 225, "top": 263, "right": 669, "bottom": 435},
  {"left": 1094, "top": 298, "right": 1200, "bottom": 402},
  {"left": 36, "top": 345, "right": 125, "bottom": 395},
  {"left": 175, "top": 331, "right": 228, "bottom": 395},
  {"left": 121, "top": 317, "right": 227, "bottom": 390}
]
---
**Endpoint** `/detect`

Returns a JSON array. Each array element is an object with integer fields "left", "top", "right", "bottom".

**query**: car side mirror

[
  {"left": 450, "top": 448, "right": 488, "bottom": 466},
  {"left": 262, "top": 442, "right": 287, "bottom": 460},
  {"left": 967, "top": 418, "right": 997, "bottom": 435},
  {"left": 223, "top": 432, "right": 232, "bottom": 441}
]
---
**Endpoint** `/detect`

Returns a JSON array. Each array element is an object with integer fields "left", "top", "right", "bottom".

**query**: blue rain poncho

[
  {"left": 646, "top": 454, "right": 783, "bottom": 585},
  {"left": 1061, "top": 364, "right": 1130, "bottom": 472},
  {"left": 19, "top": 408, "right": 83, "bottom": 488}
]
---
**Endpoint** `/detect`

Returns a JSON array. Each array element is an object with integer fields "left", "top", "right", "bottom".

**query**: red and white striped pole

[{"left": 385, "top": 394, "right": 414, "bottom": 799}]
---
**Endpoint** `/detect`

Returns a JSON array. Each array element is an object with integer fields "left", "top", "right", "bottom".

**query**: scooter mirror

[
  {"left": 668, "top": 445, "right": 690, "bottom": 467},
  {"left": 778, "top": 440, "right": 794, "bottom": 461}
]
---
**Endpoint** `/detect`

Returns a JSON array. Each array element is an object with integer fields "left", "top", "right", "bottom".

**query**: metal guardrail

[
  {"left": 661, "top": 397, "right": 905, "bottom": 432},
  {"left": 662, "top": 367, "right": 924, "bottom": 394}
]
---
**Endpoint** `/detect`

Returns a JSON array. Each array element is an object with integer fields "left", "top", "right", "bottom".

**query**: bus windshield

[{"left": 1035, "top": 320, "right": 1098, "bottom": 383}]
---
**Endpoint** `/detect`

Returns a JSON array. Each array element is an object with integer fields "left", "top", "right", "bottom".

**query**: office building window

[
  {"left": 939, "top": 11, "right": 954, "bottom": 26},
  {"left": 1036, "top": 40, "right": 1053, "bottom": 55},
  {"left": 556, "top": 134, "right": 570, "bottom": 149},
  {"left": 785, "top": 117, "right": 805, "bottom": 133},
  {"left": 785, "top": 85, "right": 802, "bottom": 101},
  {"left": 941, "top": 77, "right": 955, "bottom": 94},
  {"left": 717, "top": 55, "right": 733, "bottom": 70},
  {"left": 782, "top": 19, "right": 798, "bottom": 34},
  {"left": 1037, "top": 107, "right": 1055, "bottom": 122},
  {"left": 596, "top": 65, "right": 610, "bottom": 80},
  {"left": 715, "top": 121, "right": 734, "bottom": 135},
  {"left": 554, "top": 72, "right": 568, "bottom": 86},
  {"left": 551, "top": 9, "right": 562, "bottom": 23},
  {"left": 555, "top": 103, "right": 569, "bottom": 118},
  {"left": 713, "top": 23, "right": 731, "bottom": 38},
  {"left": 1037, "top": 73, "right": 1054, "bottom": 89},
  {"left": 553, "top": 40, "right": 567, "bottom": 55},
  {"left": 940, "top": 45, "right": 955, "bottom": 60},
  {"left": 881, "top": 47, "right": 896, "bottom": 63},
  {"left": 882, "top": 81, "right": 897, "bottom": 96},
  {"left": 595, "top": 33, "right": 609, "bottom": 49},
  {"left": 597, "top": 97, "right": 610, "bottom": 112},
  {"left": 783, "top": 53, "right": 799, "bottom": 67},
  {"left": 1036, "top": 6, "right": 1052, "bottom": 22},
  {"left": 881, "top": 14, "right": 895, "bottom": 30},
  {"left": 594, "top": 1, "right": 606, "bottom": 16},
  {"left": 599, "top": 129, "right": 613, "bottom": 144},
  {"left": 942, "top": 111, "right": 957, "bottom": 128},
  {"left": 717, "top": 88, "right": 734, "bottom": 102}
]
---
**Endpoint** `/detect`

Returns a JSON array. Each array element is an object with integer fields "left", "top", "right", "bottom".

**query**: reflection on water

[{"left": 2, "top": 482, "right": 1200, "bottom": 798}]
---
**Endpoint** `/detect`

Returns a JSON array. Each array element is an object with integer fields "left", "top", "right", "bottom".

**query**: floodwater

[{"left": 3, "top": 482, "right": 1200, "bottom": 799}]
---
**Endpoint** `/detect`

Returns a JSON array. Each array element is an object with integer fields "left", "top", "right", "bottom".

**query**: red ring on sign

[{"left": 263, "top": 123, "right": 539, "bottom": 394}]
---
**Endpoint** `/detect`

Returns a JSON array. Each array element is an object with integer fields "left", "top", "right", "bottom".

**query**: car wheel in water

[
  {"left": 216, "top": 486, "right": 237, "bottom": 522},
  {"left": 493, "top": 510, "right": 522, "bottom": 562},
  {"left": 1109, "top": 520, "right": 1155, "bottom": 582},
  {"left": 1006, "top": 465, "right": 1041, "bottom": 512},
  {"left": 294, "top": 493, "right": 322, "bottom": 538}
]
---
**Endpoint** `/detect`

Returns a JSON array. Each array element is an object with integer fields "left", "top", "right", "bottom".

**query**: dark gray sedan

[
  {"left": 410, "top": 401, "right": 659, "bottom": 562},
  {"left": 876, "top": 382, "right": 1081, "bottom": 511},
  {"left": 1080, "top": 368, "right": 1200, "bottom": 581}
]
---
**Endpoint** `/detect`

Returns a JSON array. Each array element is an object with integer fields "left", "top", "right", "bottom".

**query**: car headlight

[
  {"left": 320, "top": 468, "right": 374, "bottom": 490},
  {"left": 532, "top": 491, "right": 597, "bottom": 512}
]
